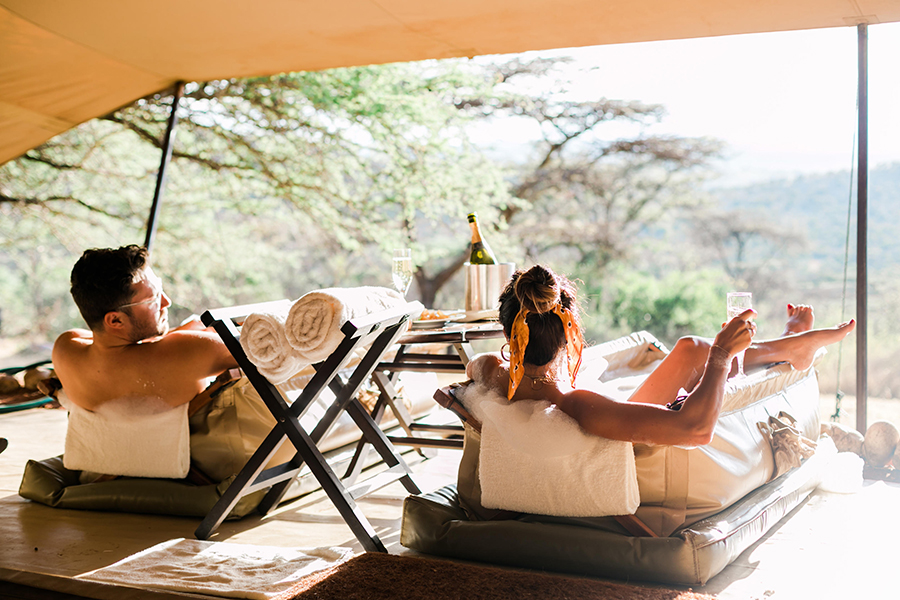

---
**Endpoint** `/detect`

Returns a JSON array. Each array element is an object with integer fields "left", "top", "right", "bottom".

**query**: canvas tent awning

[
  {"left": 2, "top": 0, "right": 900, "bottom": 166},
  {"left": 0, "top": 1, "right": 896, "bottom": 430}
]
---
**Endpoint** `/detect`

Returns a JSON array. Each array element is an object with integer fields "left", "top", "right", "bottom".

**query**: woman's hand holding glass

[
  {"left": 726, "top": 292, "right": 753, "bottom": 377},
  {"left": 714, "top": 308, "right": 757, "bottom": 374}
]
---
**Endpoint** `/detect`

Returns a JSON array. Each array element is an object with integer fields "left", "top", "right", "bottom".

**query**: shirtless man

[{"left": 52, "top": 245, "right": 237, "bottom": 411}]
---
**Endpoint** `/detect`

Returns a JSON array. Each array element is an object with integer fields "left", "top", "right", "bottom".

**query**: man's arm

[{"left": 50, "top": 329, "right": 92, "bottom": 389}]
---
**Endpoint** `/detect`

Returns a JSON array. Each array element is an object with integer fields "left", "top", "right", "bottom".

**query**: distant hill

[{"left": 711, "top": 162, "right": 900, "bottom": 280}]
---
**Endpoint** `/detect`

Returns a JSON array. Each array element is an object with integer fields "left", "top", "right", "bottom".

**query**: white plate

[
  {"left": 458, "top": 309, "right": 499, "bottom": 322},
  {"left": 411, "top": 319, "right": 447, "bottom": 330}
]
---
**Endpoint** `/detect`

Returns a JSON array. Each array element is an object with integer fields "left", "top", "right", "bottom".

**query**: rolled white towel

[
  {"left": 284, "top": 286, "right": 407, "bottom": 363},
  {"left": 240, "top": 306, "right": 306, "bottom": 384}
]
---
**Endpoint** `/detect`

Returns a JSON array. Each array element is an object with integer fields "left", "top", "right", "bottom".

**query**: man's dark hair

[{"left": 70, "top": 245, "right": 149, "bottom": 330}]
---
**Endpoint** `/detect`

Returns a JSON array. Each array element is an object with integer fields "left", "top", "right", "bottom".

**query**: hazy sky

[{"left": 472, "top": 22, "right": 900, "bottom": 186}]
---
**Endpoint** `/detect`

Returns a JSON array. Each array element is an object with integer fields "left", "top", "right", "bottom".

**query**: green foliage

[
  {"left": 0, "top": 55, "right": 722, "bottom": 354},
  {"left": 0, "top": 208, "right": 82, "bottom": 338},
  {"left": 576, "top": 266, "right": 728, "bottom": 347}
]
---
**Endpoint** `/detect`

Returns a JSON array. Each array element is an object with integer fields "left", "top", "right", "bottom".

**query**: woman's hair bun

[{"left": 514, "top": 265, "right": 561, "bottom": 314}]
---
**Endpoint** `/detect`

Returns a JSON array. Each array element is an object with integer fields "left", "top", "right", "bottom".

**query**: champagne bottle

[{"left": 467, "top": 212, "right": 497, "bottom": 265}]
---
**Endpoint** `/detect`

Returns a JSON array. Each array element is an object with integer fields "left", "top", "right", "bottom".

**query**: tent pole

[
  {"left": 144, "top": 81, "right": 185, "bottom": 253},
  {"left": 856, "top": 24, "right": 868, "bottom": 434}
]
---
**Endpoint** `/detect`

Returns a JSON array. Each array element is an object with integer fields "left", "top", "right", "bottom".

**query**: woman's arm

[{"left": 558, "top": 311, "right": 754, "bottom": 446}]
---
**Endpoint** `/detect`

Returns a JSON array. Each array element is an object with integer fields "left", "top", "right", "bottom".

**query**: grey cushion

[
  {"left": 402, "top": 448, "right": 824, "bottom": 585},
  {"left": 18, "top": 455, "right": 264, "bottom": 519}
]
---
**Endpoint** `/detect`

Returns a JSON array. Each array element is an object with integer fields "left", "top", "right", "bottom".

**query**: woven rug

[{"left": 277, "top": 552, "right": 715, "bottom": 600}]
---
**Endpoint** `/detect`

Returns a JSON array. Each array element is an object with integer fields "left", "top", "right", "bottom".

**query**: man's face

[{"left": 120, "top": 267, "right": 171, "bottom": 341}]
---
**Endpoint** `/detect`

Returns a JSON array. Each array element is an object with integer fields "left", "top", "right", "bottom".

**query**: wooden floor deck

[{"left": 1, "top": 405, "right": 898, "bottom": 599}]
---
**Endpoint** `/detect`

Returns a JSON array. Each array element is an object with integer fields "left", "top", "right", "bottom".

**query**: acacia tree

[
  {"left": 392, "top": 58, "right": 722, "bottom": 299},
  {"left": 1, "top": 63, "right": 511, "bottom": 325},
  {"left": 0, "top": 56, "right": 722, "bottom": 337},
  {"left": 693, "top": 208, "right": 806, "bottom": 297},
  {"left": 474, "top": 60, "right": 721, "bottom": 269}
]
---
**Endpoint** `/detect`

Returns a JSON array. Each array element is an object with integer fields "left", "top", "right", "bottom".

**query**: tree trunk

[{"left": 414, "top": 251, "right": 469, "bottom": 307}]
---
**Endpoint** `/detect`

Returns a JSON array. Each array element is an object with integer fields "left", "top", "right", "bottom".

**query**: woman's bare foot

[
  {"left": 782, "top": 303, "right": 815, "bottom": 336},
  {"left": 785, "top": 320, "right": 856, "bottom": 371}
]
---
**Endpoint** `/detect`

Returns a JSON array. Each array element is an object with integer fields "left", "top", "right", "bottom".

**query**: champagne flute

[
  {"left": 726, "top": 292, "right": 753, "bottom": 377},
  {"left": 392, "top": 248, "right": 413, "bottom": 297}
]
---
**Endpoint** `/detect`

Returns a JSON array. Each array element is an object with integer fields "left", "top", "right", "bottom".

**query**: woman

[{"left": 467, "top": 265, "right": 856, "bottom": 447}]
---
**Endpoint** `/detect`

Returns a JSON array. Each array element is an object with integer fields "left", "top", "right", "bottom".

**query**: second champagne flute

[{"left": 392, "top": 248, "right": 413, "bottom": 297}]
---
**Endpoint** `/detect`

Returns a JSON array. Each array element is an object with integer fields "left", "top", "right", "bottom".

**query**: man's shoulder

[
  {"left": 56, "top": 328, "right": 93, "bottom": 341},
  {"left": 148, "top": 329, "right": 237, "bottom": 379},
  {"left": 146, "top": 329, "right": 233, "bottom": 366},
  {"left": 53, "top": 329, "right": 93, "bottom": 353},
  {"left": 156, "top": 329, "right": 225, "bottom": 348}
]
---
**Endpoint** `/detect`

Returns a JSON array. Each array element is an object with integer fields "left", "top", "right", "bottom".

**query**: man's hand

[{"left": 714, "top": 308, "right": 757, "bottom": 357}]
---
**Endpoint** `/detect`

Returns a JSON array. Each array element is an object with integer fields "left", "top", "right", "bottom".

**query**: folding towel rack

[{"left": 194, "top": 300, "right": 421, "bottom": 552}]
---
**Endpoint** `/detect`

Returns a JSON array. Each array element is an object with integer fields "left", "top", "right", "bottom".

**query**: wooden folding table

[{"left": 342, "top": 322, "right": 504, "bottom": 481}]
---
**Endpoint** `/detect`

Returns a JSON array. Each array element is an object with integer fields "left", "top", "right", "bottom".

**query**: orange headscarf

[{"left": 507, "top": 302, "right": 584, "bottom": 400}]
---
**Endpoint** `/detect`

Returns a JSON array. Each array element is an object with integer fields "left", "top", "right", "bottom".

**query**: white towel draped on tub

[
  {"left": 461, "top": 384, "right": 640, "bottom": 518},
  {"left": 239, "top": 305, "right": 305, "bottom": 384},
  {"left": 59, "top": 390, "right": 191, "bottom": 479},
  {"left": 284, "top": 286, "right": 410, "bottom": 363}
]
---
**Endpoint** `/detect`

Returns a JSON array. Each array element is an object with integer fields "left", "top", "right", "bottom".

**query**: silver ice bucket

[{"left": 464, "top": 262, "right": 516, "bottom": 312}]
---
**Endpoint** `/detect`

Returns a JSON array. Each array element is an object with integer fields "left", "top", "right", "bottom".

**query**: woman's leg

[
  {"left": 782, "top": 304, "right": 814, "bottom": 336},
  {"left": 628, "top": 336, "right": 711, "bottom": 405},
  {"left": 626, "top": 314, "right": 855, "bottom": 406},
  {"left": 744, "top": 320, "right": 855, "bottom": 371}
]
